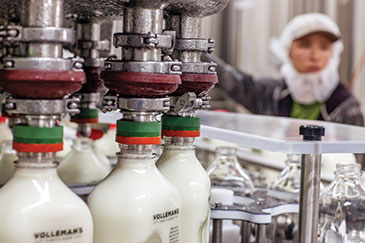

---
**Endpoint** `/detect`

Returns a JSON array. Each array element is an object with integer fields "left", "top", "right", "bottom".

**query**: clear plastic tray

[{"left": 198, "top": 111, "right": 365, "bottom": 154}]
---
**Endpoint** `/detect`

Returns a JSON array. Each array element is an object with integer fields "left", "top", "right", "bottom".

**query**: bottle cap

[
  {"left": 116, "top": 120, "right": 161, "bottom": 145},
  {"left": 13, "top": 125, "right": 63, "bottom": 152},
  {"left": 162, "top": 115, "right": 200, "bottom": 137},
  {"left": 71, "top": 108, "right": 98, "bottom": 124}
]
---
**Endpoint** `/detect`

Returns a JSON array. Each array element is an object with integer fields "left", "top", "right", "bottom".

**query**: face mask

[{"left": 281, "top": 41, "right": 343, "bottom": 105}]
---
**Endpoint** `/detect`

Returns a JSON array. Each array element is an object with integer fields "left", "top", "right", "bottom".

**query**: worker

[{"left": 205, "top": 13, "right": 364, "bottom": 126}]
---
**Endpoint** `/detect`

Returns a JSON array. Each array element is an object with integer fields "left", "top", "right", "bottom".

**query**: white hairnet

[
  {"left": 270, "top": 13, "right": 344, "bottom": 104},
  {"left": 270, "top": 13, "right": 343, "bottom": 64}
]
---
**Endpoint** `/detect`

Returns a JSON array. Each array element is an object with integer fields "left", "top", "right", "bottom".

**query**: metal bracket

[
  {"left": 4, "top": 96, "right": 80, "bottom": 116},
  {"left": 181, "top": 62, "right": 217, "bottom": 74},
  {"left": 3, "top": 56, "right": 84, "bottom": 71},
  {"left": 175, "top": 37, "right": 215, "bottom": 53},
  {"left": 113, "top": 32, "right": 173, "bottom": 49},
  {"left": 102, "top": 95, "right": 170, "bottom": 113},
  {"left": 74, "top": 92, "right": 101, "bottom": 110},
  {"left": 104, "top": 60, "right": 182, "bottom": 75},
  {"left": 170, "top": 92, "right": 211, "bottom": 116}
]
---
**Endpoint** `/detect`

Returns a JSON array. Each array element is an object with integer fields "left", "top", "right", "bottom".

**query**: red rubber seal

[
  {"left": 13, "top": 142, "right": 63, "bottom": 153},
  {"left": 70, "top": 118, "right": 98, "bottom": 124},
  {"left": 0, "top": 116, "right": 7, "bottom": 123},
  {"left": 115, "top": 136, "right": 161, "bottom": 145},
  {"left": 173, "top": 73, "right": 218, "bottom": 96},
  {"left": 162, "top": 130, "right": 200, "bottom": 137},
  {"left": 0, "top": 70, "right": 86, "bottom": 99},
  {"left": 101, "top": 71, "right": 181, "bottom": 97},
  {"left": 77, "top": 129, "right": 104, "bottom": 141}
]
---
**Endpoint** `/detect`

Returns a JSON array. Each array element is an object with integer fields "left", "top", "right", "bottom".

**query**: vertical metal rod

[
  {"left": 298, "top": 154, "right": 321, "bottom": 243},
  {"left": 255, "top": 224, "right": 266, "bottom": 243},
  {"left": 241, "top": 221, "right": 251, "bottom": 243},
  {"left": 212, "top": 219, "right": 223, "bottom": 243}
]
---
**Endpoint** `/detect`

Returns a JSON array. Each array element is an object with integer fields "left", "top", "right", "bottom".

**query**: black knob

[{"left": 299, "top": 125, "right": 325, "bottom": 141}]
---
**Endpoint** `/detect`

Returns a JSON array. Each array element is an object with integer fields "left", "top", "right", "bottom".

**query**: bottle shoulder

[{"left": 0, "top": 176, "right": 90, "bottom": 212}]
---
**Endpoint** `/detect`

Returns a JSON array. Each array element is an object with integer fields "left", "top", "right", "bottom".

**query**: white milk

[
  {"left": 0, "top": 141, "right": 17, "bottom": 185},
  {"left": 157, "top": 143, "right": 211, "bottom": 243},
  {"left": 58, "top": 137, "right": 111, "bottom": 185},
  {"left": 93, "top": 128, "right": 119, "bottom": 158},
  {"left": 88, "top": 145, "right": 181, "bottom": 243},
  {"left": 0, "top": 123, "right": 12, "bottom": 148},
  {"left": 0, "top": 163, "right": 93, "bottom": 243}
]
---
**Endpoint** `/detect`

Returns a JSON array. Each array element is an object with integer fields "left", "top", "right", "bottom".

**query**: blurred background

[{"left": 199, "top": 0, "right": 365, "bottom": 113}]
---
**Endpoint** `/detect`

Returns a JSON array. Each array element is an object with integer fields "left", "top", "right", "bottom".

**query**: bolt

[
  {"left": 171, "top": 65, "right": 181, "bottom": 72},
  {"left": 68, "top": 102, "right": 78, "bottom": 110},
  {"left": 5, "top": 103, "right": 14, "bottom": 109},
  {"left": 7, "top": 29, "right": 18, "bottom": 37},
  {"left": 257, "top": 198, "right": 265, "bottom": 206},
  {"left": 208, "top": 66, "right": 216, "bottom": 72},
  {"left": 208, "top": 38, "right": 215, "bottom": 44},
  {"left": 4, "top": 60, "right": 13, "bottom": 68},
  {"left": 73, "top": 61, "right": 83, "bottom": 70},
  {"left": 207, "top": 47, "right": 215, "bottom": 53},
  {"left": 104, "top": 62, "right": 112, "bottom": 70}
]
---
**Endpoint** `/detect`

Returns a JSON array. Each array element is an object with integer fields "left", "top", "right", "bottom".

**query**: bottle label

[
  {"left": 151, "top": 208, "right": 180, "bottom": 243},
  {"left": 33, "top": 227, "right": 83, "bottom": 242},
  {"left": 169, "top": 225, "right": 179, "bottom": 243},
  {"left": 153, "top": 208, "right": 179, "bottom": 223}
]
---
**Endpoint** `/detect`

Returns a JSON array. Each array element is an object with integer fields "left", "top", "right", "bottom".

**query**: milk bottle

[
  {"left": 0, "top": 124, "right": 93, "bottom": 243},
  {"left": 157, "top": 115, "right": 210, "bottom": 243},
  {"left": 58, "top": 137, "right": 111, "bottom": 185},
  {"left": 0, "top": 141, "right": 17, "bottom": 186},
  {"left": 88, "top": 120, "right": 181, "bottom": 243},
  {"left": 0, "top": 116, "right": 12, "bottom": 148}
]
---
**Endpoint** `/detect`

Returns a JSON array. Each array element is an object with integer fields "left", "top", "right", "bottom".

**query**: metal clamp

[
  {"left": 104, "top": 60, "right": 182, "bottom": 75},
  {"left": 22, "top": 27, "right": 75, "bottom": 45},
  {"left": 4, "top": 96, "right": 80, "bottom": 116},
  {"left": 113, "top": 33, "right": 173, "bottom": 49},
  {"left": 84, "top": 58, "right": 104, "bottom": 68},
  {"left": 102, "top": 95, "right": 170, "bottom": 113},
  {"left": 175, "top": 37, "right": 215, "bottom": 53},
  {"left": 75, "top": 92, "right": 101, "bottom": 109},
  {"left": 3, "top": 57, "right": 84, "bottom": 71},
  {"left": 78, "top": 39, "right": 110, "bottom": 51},
  {"left": 170, "top": 93, "right": 211, "bottom": 116},
  {"left": 181, "top": 62, "right": 217, "bottom": 74},
  {"left": 119, "top": 97, "right": 170, "bottom": 112}
]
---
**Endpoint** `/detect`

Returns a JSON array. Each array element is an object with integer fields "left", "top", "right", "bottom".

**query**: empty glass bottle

[
  {"left": 269, "top": 154, "right": 301, "bottom": 195},
  {"left": 267, "top": 154, "right": 301, "bottom": 243},
  {"left": 318, "top": 163, "right": 365, "bottom": 243},
  {"left": 206, "top": 146, "right": 255, "bottom": 195}
]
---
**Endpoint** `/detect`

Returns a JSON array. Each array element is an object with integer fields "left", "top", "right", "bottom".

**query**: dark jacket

[{"left": 205, "top": 54, "right": 364, "bottom": 127}]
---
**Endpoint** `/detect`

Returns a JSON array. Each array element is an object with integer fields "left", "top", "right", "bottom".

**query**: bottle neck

[
  {"left": 15, "top": 152, "right": 58, "bottom": 169},
  {"left": 163, "top": 136, "right": 195, "bottom": 151},
  {"left": 285, "top": 154, "right": 301, "bottom": 168},
  {"left": 117, "top": 144, "right": 157, "bottom": 160},
  {"left": 335, "top": 163, "right": 362, "bottom": 180},
  {"left": 215, "top": 147, "right": 238, "bottom": 162},
  {"left": 72, "top": 137, "right": 93, "bottom": 151}
]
